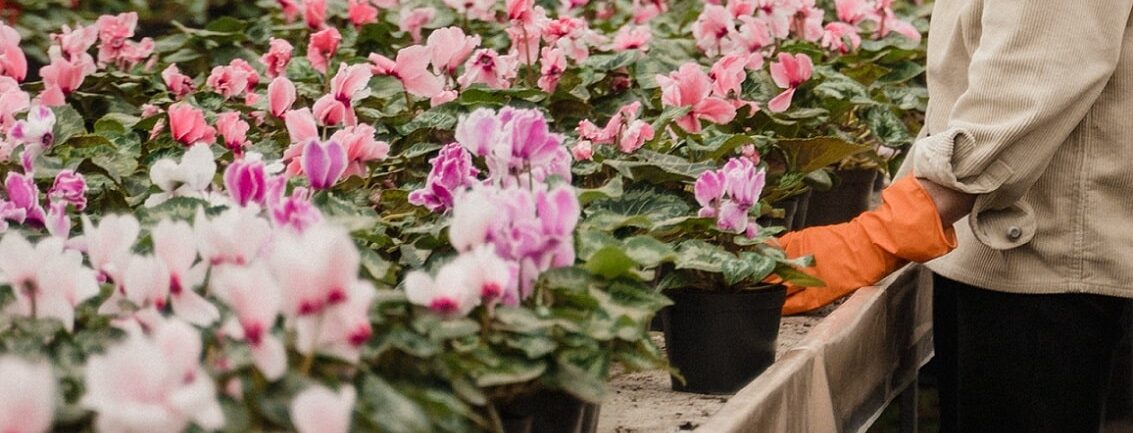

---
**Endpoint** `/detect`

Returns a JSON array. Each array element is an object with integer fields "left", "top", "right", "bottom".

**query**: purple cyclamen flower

[
  {"left": 270, "top": 187, "right": 323, "bottom": 233},
  {"left": 49, "top": 170, "right": 87, "bottom": 211},
  {"left": 722, "top": 157, "right": 765, "bottom": 207},
  {"left": 5, "top": 172, "right": 44, "bottom": 226},
  {"left": 302, "top": 138, "right": 347, "bottom": 190},
  {"left": 408, "top": 143, "right": 480, "bottom": 212},
  {"left": 9, "top": 105, "right": 55, "bottom": 148},
  {"left": 504, "top": 108, "right": 563, "bottom": 167},
  {"left": 694, "top": 169, "right": 726, "bottom": 217},
  {"left": 716, "top": 201, "right": 749, "bottom": 234},
  {"left": 224, "top": 158, "right": 267, "bottom": 206}
]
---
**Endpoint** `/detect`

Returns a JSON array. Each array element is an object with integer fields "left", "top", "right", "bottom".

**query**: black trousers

[{"left": 933, "top": 274, "right": 1133, "bottom": 433}]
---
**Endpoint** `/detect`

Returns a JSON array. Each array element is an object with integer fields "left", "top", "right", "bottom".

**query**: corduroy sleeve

[{"left": 911, "top": 0, "right": 1133, "bottom": 249}]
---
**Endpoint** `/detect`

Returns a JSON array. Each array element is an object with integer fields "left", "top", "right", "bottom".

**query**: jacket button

[{"left": 1007, "top": 226, "right": 1023, "bottom": 241}]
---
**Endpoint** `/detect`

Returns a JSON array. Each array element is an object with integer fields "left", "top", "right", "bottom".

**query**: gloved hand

[{"left": 778, "top": 175, "right": 958, "bottom": 315}]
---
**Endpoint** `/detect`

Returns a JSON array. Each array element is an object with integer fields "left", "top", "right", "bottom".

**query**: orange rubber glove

[{"left": 779, "top": 175, "right": 958, "bottom": 315}]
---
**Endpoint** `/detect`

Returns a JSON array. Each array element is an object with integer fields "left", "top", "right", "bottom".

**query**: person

[{"left": 777, "top": 1, "right": 1133, "bottom": 432}]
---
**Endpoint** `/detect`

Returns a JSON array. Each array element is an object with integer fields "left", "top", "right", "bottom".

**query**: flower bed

[{"left": 0, "top": 0, "right": 928, "bottom": 432}]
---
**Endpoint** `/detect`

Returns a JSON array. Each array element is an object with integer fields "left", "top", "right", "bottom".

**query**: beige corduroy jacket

[{"left": 896, "top": 0, "right": 1133, "bottom": 296}]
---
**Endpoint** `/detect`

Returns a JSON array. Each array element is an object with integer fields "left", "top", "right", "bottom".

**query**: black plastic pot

[
  {"left": 498, "top": 389, "right": 600, "bottom": 433},
  {"left": 757, "top": 196, "right": 801, "bottom": 231},
  {"left": 802, "top": 169, "right": 880, "bottom": 228},
  {"left": 662, "top": 286, "right": 787, "bottom": 394}
]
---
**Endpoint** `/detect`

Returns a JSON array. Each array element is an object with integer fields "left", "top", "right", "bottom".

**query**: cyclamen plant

[{"left": 0, "top": 0, "right": 930, "bottom": 431}]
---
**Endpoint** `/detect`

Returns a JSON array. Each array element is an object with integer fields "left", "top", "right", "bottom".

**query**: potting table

[{"left": 598, "top": 264, "right": 931, "bottom": 433}]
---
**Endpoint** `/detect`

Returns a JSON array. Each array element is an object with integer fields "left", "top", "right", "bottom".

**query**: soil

[{"left": 598, "top": 301, "right": 843, "bottom": 433}]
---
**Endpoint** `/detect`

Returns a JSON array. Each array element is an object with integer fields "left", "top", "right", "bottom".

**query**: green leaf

[
  {"left": 622, "top": 236, "right": 676, "bottom": 267},
  {"left": 584, "top": 188, "right": 690, "bottom": 230},
  {"left": 863, "top": 105, "right": 913, "bottom": 147},
  {"left": 741, "top": 251, "right": 778, "bottom": 283},
  {"left": 603, "top": 149, "right": 716, "bottom": 181},
  {"left": 774, "top": 265, "right": 826, "bottom": 288},
  {"left": 52, "top": 106, "right": 85, "bottom": 146},
  {"left": 585, "top": 246, "right": 638, "bottom": 279},
  {"left": 876, "top": 61, "right": 925, "bottom": 84},
  {"left": 578, "top": 176, "right": 624, "bottom": 205},
  {"left": 360, "top": 376, "right": 434, "bottom": 433},
  {"left": 674, "top": 240, "right": 735, "bottom": 273},
  {"left": 776, "top": 136, "right": 871, "bottom": 173},
  {"left": 475, "top": 358, "right": 547, "bottom": 387},
  {"left": 722, "top": 257, "right": 754, "bottom": 286}
]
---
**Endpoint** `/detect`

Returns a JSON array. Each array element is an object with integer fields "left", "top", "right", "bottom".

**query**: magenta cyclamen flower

[
  {"left": 5, "top": 172, "right": 44, "bottom": 227},
  {"left": 408, "top": 143, "right": 480, "bottom": 212},
  {"left": 301, "top": 138, "right": 347, "bottom": 190},
  {"left": 49, "top": 169, "right": 87, "bottom": 211},
  {"left": 224, "top": 157, "right": 267, "bottom": 206},
  {"left": 503, "top": 107, "right": 564, "bottom": 167},
  {"left": 694, "top": 157, "right": 767, "bottom": 236}
]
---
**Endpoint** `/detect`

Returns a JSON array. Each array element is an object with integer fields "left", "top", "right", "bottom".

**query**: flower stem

[{"left": 487, "top": 401, "right": 507, "bottom": 433}]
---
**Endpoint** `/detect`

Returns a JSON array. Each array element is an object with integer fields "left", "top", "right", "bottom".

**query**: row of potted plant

[{"left": 0, "top": 0, "right": 929, "bottom": 431}]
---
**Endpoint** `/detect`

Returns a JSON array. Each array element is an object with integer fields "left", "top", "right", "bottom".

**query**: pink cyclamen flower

[
  {"left": 269, "top": 223, "right": 360, "bottom": 318},
  {"left": 10, "top": 104, "right": 56, "bottom": 149},
  {"left": 167, "top": 103, "right": 216, "bottom": 145},
  {"left": 151, "top": 219, "right": 219, "bottom": 326},
  {"left": 399, "top": 7, "right": 436, "bottom": 43},
  {"left": 722, "top": 157, "right": 765, "bottom": 207},
  {"left": 822, "top": 22, "right": 862, "bottom": 54},
  {"left": 405, "top": 260, "right": 482, "bottom": 317},
  {"left": 268, "top": 76, "right": 297, "bottom": 118},
  {"left": 39, "top": 48, "right": 89, "bottom": 106},
  {"left": 768, "top": 52, "right": 814, "bottom": 113},
  {"left": 268, "top": 186, "right": 323, "bottom": 232},
  {"left": 260, "top": 38, "right": 294, "bottom": 78},
  {"left": 790, "top": 2, "right": 826, "bottom": 42},
  {"left": 304, "top": 0, "right": 327, "bottom": 29},
  {"left": 330, "top": 124, "right": 389, "bottom": 179},
  {"left": 408, "top": 142, "right": 478, "bottom": 212},
  {"left": 571, "top": 140, "right": 593, "bottom": 161},
  {"left": 54, "top": 24, "right": 97, "bottom": 62},
  {"left": 45, "top": 201, "right": 70, "bottom": 239},
  {"left": 328, "top": 63, "right": 373, "bottom": 126},
  {"left": 82, "top": 319, "right": 225, "bottom": 433},
  {"left": 612, "top": 25, "right": 652, "bottom": 51},
  {"left": 161, "top": 64, "right": 194, "bottom": 98},
  {"left": 81, "top": 214, "right": 140, "bottom": 284},
  {"left": 455, "top": 108, "right": 500, "bottom": 157},
  {"left": 312, "top": 94, "right": 347, "bottom": 126},
  {"left": 224, "top": 156, "right": 268, "bottom": 206},
  {"left": 0, "top": 357, "right": 55, "bottom": 433},
  {"left": 49, "top": 169, "right": 87, "bottom": 211},
  {"left": 307, "top": 27, "right": 342, "bottom": 74},
  {"left": 207, "top": 63, "right": 250, "bottom": 100},
  {"left": 369, "top": 45, "right": 444, "bottom": 99},
  {"left": 0, "top": 77, "right": 29, "bottom": 132},
  {"left": 692, "top": 4, "right": 733, "bottom": 56},
  {"left": 348, "top": 0, "right": 379, "bottom": 28},
  {"left": 6, "top": 172, "right": 45, "bottom": 227},
  {"left": 0, "top": 233, "right": 99, "bottom": 331},
  {"left": 291, "top": 385, "right": 355, "bottom": 433},
  {"left": 537, "top": 47, "right": 567, "bottom": 93},
  {"left": 695, "top": 169, "right": 726, "bottom": 217},
  {"left": 632, "top": 0, "right": 666, "bottom": 24},
  {"left": 301, "top": 138, "right": 347, "bottom": 190},
  {"left": 503, "top": 107, "right": 564, "bottom": 168},
  {"left": 277, "top": 0, "right": 302, "bottom": 22},
  {"left": 724, "top": 16, "right": 772, "bottom": 67},
  {"left": 216, "top": 111, "right": 250, "bottom": 153},
  {"left": 53, "top": 22, "right": 97, "bottom": 64},
  {"left": 284, "top": 108, "right": 319, "bottom": 145},
  {"left": 445, "top": 0, "right": 495, "bottom": 21},
  {"left": 427, "top": 27, "right": 481, "bottom": 76},
  {"left": 709, "top": 53, "right": 747, "bottom": 98},
  {"left": 211, "top": 264, "right": 287, "bottom": 380},
  {"left": 655, "top": 63, "right": 737, "bottom": 133},
  {"left": 506, "top": 0, "right": 533, "bottom": 20},
  {"left": 0, "top": 24, "right": 28, "bottom": 82},
  {"left": 194, "top": 207, "right": 272, "bottom": 268},
  {"left": 836, "top": 0, "right": 873, "bottom": 25},
  {"left": 458, "top": 49, "right": 519, "bottom": 90}
]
